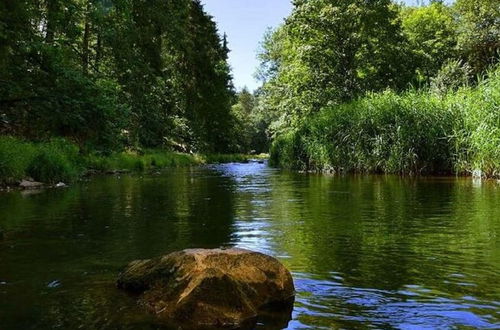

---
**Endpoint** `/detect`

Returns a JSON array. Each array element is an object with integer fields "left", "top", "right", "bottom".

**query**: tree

[
  {"left": 180, "top": 0, "right": 235, "bottom": 152},
  {"left": 401, "top": 2, "right": 458, "bottom": 83},
  {"left": 455, "top": 0, "right": 500, "bottom": 76},
  {"left": 0, "top": 0, "right": 238, "bottom": 153},
  {"left": 258, "top": 0, "right": 415, "bottom": 129},
  {"left": 232, "top": 87, "right": 255, "bottom": 152}
]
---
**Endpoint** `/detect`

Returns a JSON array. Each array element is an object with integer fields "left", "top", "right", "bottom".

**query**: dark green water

[{"left": 1, "top": 162, "right": 499, "bottom": 329}]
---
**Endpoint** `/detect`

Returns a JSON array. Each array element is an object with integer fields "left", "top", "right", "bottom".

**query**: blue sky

[
  {"left": 201, "top": 0, "right": 448, "bottom": 91},
  {"left": 201, "top": 0, "right": 292, "bottom": 91}
]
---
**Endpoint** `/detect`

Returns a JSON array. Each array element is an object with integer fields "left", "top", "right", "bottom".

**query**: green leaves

[
  {"left": 259, "top": 0, "right": 499, "bottom": 163},
  {"left": 1, "top": 0, "right": 236, "bottom": 153},
  {"left": 401, "top": 2, "right": 458, "bottom": 82},
  {"left": 258, "top": 0, "right": 416, "bottom": 130}
]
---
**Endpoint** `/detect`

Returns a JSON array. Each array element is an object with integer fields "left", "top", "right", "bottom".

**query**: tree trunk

[
  {"left": 45, "top": 0, "right": 58, "bottom": 44},
  {"left": 95, "top": 32, "right": 102, "bottom": 72},
  {"left": 82, "top": 1, "right": 91, "bottom": 74}
]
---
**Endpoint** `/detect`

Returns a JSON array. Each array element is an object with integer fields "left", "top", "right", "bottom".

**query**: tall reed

[{"left": 270, "top": 67, "right": 500, "bottom": 178}]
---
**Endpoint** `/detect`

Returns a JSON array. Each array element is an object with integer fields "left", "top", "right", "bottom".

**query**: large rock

[{"left": 117, "top": 248, "right": 295, "bottom": 328}]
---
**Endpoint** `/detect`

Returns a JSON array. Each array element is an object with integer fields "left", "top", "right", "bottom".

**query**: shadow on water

[
  {"left": 0, "top": 168, "right": 240, "bottom": 329},
  {"left": 0, "top": 162, "right": 499, "bottom": 329}
]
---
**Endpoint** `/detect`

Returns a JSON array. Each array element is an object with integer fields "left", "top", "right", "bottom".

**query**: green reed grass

[{"left": 270, "top": 67, "right": 500, "bottom": 178}]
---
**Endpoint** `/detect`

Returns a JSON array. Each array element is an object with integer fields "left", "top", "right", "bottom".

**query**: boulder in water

[{"left": 117, "top": 248, "right": 294, "bottom": 328}]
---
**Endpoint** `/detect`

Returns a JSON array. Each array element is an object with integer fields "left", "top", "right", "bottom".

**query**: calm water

[{"left": 1, "top": 162, "right": 499, "bottom": 329}]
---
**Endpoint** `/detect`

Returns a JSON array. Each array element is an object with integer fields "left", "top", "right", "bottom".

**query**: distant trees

[
  {"left": 231, "top": 87, "right": 270, "bottom": 154},
  {"left": 0, "top": 0, "right": 236, "bottom": 153}
]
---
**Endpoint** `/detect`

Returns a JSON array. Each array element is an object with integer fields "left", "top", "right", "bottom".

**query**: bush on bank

[
  {"left": 270, "top": 67, "right": 500, "bottom": 178},
  {"left": 0, "top": 137, "right": 80, "bottom": 184}
]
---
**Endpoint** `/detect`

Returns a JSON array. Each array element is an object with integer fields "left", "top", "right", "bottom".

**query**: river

[{"left": 0, "top": 161, "right": 499, "bottom": 329}]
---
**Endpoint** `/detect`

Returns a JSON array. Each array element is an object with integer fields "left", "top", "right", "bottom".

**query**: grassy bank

[
  {"left": 0, "top": 137, "right": 257, "bottom": 185},
  {"left": 270, "top": 67, "right": 500, "bottom": 178}
]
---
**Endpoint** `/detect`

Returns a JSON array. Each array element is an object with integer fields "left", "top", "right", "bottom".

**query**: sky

[
  {"left": 201, "top": 0, "right": 293, "bottom": 91},
  {"left": 201, "top": 0, "right": 451, "bottom": 91}
]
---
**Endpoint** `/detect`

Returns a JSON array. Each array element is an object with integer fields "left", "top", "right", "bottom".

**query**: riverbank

[
  {"left": 0, "top": 136, "right": 264, "bottom": 187},
  {"left": 270, "top": 67, "right": 500, "bottom": 179}
]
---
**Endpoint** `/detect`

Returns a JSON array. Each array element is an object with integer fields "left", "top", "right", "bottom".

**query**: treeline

[
  {"left": 0, "top": 0, "right": 238, "bottom": 153},
  {"left": 253, "top": 0, "right": 499, "bottom": 176}
]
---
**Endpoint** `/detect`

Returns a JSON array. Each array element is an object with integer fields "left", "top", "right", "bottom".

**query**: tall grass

[
  {"left": 0, "top": 137, "right": 35, "bottom": 184},
  {"left": 84, "top": 150, "right": 202, "bottom": 172},
  {"left": 0, "top": 136, "right": 261, "bottom": 185},
  {"left": 27, "top": 139, "right": 81, "bottom": 183},
  {"left": 270, "top": 67, "right": 500, "bottom": 178},
  {"left": 0, "top": 137, "right": 81, "bottom": 184}
]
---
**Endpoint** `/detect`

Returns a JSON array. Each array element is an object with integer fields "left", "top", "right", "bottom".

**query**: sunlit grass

[
  {"left": 0, "top": 137, "right": 258, "bottom": 184},
  {"left": 270, "top": 66, "right": 500, "bottom": 178},
  {"left": 0, "top": 137, "right": 81, "bottom": 184}
]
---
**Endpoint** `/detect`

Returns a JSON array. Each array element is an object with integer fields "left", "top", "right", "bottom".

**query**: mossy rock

[{"left": 117, "top": 248, "right": 295, "bottom": 329}]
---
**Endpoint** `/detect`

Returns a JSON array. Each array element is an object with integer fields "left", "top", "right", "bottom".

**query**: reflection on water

[{"left": 0, "top": 162, "right": 499, "bottom": 329}]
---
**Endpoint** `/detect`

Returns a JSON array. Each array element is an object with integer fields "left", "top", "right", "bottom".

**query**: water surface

[{"left": 1, "top": 162, "right": 499, "bottom": 329}]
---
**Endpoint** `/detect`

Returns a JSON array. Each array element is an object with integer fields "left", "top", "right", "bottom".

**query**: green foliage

[
  {"left": 401, "top": 2, "right": 458, "bottom": 83},
  {"left": 3, "top": 0, "right": 498, "bottom": 161},
  {"left": 257, "top": 0, "right": 415, "bottom": 131},
  {"left": 0, "top": 0, "right": 236, "bottom": 153},
  {"left": 450, "top": 68, "right": 500, "bottom": 177},
  {"left": 84, "top": 150, "right": 253, "bottom": 174},
  {"left": 455, "top": 0, "right": 500, "bottom": 75},
  {"left": 0, "top": 137, "right": 35, "bottom": 184},
  {"left": 258, "top": 0, "right": 499, "bottom": 133},
  {"left": 27, "top": 141, "right": 80, "bottom": 184},
  {"left": 201, "top": 154, "right": 250, "bottom": 164},
  {"left": 84, "top": 151, "right": 197, "bottom": 172},
  {"left": 259, "top": 0, "right": 499, "bottom": 175},
  {"left": 0, "top": 137, "right": 80, "bottom": 184},
  {"left": 231, "top": 88, "right": 272, "bottom": 153},
  {"left": 270, "top": 66, "right": 500, "bottom": 178},
  {"left": 431, "top": 59, "right": 471, "bottom": 94}
]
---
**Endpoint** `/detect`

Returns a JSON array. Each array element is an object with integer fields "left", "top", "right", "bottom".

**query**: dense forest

[
  {"left": 0, "top": 0, "right": 239, "bottom": 153},
  {"left": 244, "top": 0, "right": 499, "bottom": 177},
  {"left": 1, "top": 0, "right": 499, "bottom": 182}
]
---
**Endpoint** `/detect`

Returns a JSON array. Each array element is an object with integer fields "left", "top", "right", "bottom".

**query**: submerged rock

[
  {"left": 117, "top": 248, "right": 295, "bottom": 329},
  {"left": 19, "top": 180, "right": 44, "bottom": 189}
]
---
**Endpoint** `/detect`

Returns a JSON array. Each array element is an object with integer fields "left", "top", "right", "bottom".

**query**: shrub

[
  {"left": 0, "top": 137, "right": 35, "bottom": 184},
  {"left": 431, "top": 59, "right": 471, "bottom": 95},
  {"left": 26, "top": 139, "right": 80, "bottom": 183}
]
